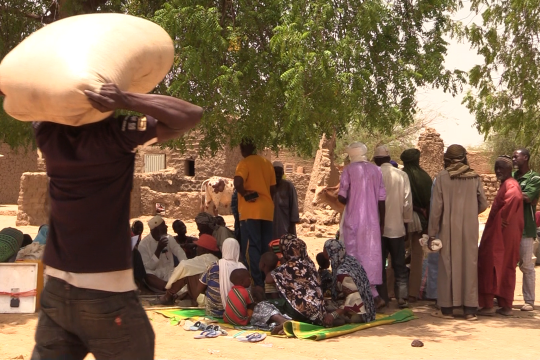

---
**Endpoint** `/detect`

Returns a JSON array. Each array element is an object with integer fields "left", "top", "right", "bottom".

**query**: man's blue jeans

[{"left": 240, "top": 219, "right": 273, "bottom": 286}]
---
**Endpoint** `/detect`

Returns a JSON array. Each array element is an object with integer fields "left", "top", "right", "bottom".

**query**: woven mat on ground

[
  {"left": 154, "top": 308, "right": 226, "bottom": 326},
  {"left": 283, "top": 309, "right": 416, "bottom": 341}
]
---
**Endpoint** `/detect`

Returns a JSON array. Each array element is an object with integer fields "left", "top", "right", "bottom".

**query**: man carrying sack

[{"left": 22, "top": 84, "right": 202, "bottom": 359}]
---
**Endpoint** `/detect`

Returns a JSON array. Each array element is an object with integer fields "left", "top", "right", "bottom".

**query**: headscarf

[
  {"left": 400, "top": 149, "right": 432, "bottom": 227},
  {"left": 195, "top": 212, "right": 217, "bottom": 231},
  {"left": 0, "top": 227, "right": 24, "bottom": 262},
  {"left": 346, "top": 142, "right": 368, "bottom": 163},
  {"left": 444, "top": 144, "right": 479, "bottom": 179},
  {"left": 218, "top": 238, "right": 246, "bottom": 308},
  {"left": 323, "top": 239, "right": 376, "bottom": 322},
  {"left": 34, "top": 225, "right": 49, "bottom": 245},
  {"left": 272, "top": 234, "right": 325, "bottom": 324}
]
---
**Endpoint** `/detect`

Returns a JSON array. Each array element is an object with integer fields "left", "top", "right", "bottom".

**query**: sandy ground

[{"left": 1, "top": 208, "right": 540, "bottom": 360}]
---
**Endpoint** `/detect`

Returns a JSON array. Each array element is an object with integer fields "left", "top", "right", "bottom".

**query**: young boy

[
  {"left": 224, "top": 269, "right": 255, "bottom": 326},
  {"left": 259, "top": 251, "right": 280, "bottom": 299},
  {"left": 317, "top": 252, "right": 333, "bottom": 297}
]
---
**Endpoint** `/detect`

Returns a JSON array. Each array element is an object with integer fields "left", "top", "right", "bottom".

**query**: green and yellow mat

[
  {"left": 283, "top": 309, "right": 415, "bottom": 340},
  {"left": 154, "top": 308, "right": 416, "bottom": 340}
]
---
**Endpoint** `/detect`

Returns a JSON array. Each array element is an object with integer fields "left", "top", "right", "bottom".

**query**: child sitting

[
  {"left": 317, "top": 252, "right": 333, "bottom": 297},
  {"left": 224, "top": 269, "right": 255, "bottom": 326},
  {"left": 259, "top": 251, "right": 280, "bottom": 299}
]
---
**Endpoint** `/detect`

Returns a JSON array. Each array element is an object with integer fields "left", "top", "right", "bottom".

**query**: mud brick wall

[
  {"left": 481, "top": 174, "right": 499, "bottom": 206},
  {"left": 0, "top": 144, "right": 38, "bottom": 204},
  {"left": 16, "top": 172, "right": 49, "bottom": 226},
  {"left": 303, "top": 135, "right": 340, "bottom": 214},
  {"left": 417, "top": 128, "right": 444, "bottom": 179},
  {"left": 468, "top": 151, "right": 494, "bottom": 175},
  {"left": 286, "top": 173, "right": 310, "bottom": 213},
  {"left": 139, "top": 187, "right": 206, "bottom": 220}
]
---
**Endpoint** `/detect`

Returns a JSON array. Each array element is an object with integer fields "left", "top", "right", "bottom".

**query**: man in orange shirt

[{"left": 234, "top": 138, "right": 276, "bottom": 286}]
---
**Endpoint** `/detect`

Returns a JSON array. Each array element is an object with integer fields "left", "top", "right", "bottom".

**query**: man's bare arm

[{"left": 85, "top": 84, "right": 203, "bottom": 142}]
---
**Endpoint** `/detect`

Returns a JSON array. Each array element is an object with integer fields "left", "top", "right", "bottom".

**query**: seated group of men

[{"left": 131, "top": 212, "right": 234, "bottom": 304}]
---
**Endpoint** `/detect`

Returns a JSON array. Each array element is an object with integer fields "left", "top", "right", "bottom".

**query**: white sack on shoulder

[{"left": 0, "top": 13, "right": 174, "bottom": 126}]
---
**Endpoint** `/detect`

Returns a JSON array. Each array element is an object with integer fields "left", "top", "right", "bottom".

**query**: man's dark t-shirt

[{"left": 34, "top": 115, "right": 157, "bottom": 273}]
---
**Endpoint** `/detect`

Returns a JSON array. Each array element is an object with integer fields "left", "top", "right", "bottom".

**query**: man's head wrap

[
  {"left": 400, "top": 149, "right": 421, "bottom": 164},
  {"left": 346, "top": 142, "right": 368, "bottom": 163},
  {"left": 195, "top": 212, "right": 217, "bottom": 230},
  {"left": 444, "top": 144, "right": 467, "bottom": 162}
]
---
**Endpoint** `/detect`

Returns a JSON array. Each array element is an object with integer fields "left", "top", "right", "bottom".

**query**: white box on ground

[{"left": 0, "top": 262, "right": 38, "bottom": 313}]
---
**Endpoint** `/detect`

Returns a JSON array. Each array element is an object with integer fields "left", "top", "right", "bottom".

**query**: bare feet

[
  {"left": 271, "top": 324, "right": 285, "bottom": 335},
  {"left": 374, "top": 296, "right": 386, "bottom": 310},
  {"left": 150, "top": 294, "right": 176, "bottom": 306}
]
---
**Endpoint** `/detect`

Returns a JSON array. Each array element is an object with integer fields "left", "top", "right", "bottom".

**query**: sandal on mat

[
  {"left": 237, "top": 333, "right": 267, "bottom": 342},
  {"left": 431, "top": 310, "right": 453, "bottom": 320},
  {"left": 194, "top": 329, "right": 219, "bottom": 339}
]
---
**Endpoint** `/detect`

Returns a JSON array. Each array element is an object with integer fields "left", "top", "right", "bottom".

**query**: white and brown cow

[
  {"left": 312, "top": 184, "right": 345, "bottom": 214},
  {"left": 200, "top": 176, "right": 235, "bottom": 216}
]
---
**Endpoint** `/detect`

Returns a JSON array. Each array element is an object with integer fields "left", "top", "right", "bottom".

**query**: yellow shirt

[{"left": 235, "top": 155, "right": 276, "bottom": 221}]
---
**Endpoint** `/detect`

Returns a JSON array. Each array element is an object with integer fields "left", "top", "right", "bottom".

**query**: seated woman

[
  {"left": 193, "top": 238, "right": 246, "bottom": 317},
  {"left": 322, "top": 239, "right": 376, "bottom": 325},
  {"left": 251, "top": 234, "right": 327, "bottom": 332}
]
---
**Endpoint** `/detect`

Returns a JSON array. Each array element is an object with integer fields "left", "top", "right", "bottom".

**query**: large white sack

[{"left": 0, "top": 13, "right": 174, "bottom": 126}]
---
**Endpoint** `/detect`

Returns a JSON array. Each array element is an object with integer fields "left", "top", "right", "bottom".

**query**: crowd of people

[
  {"left": 105, "top": 139, "right": 540, "bottom": 337},
  {"left": 1, "top": 84, "right": 537, "bottom": 359}
]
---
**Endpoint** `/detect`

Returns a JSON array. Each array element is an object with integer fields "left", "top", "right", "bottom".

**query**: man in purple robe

[{"left": 338, "top": 142, "right": 387, "bottom": 308}]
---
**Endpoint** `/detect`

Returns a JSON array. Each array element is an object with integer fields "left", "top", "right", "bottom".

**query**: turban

[
  {"left": 195, "top": 212, "right": 217, "bottom": 230},
  {"left": 347, "top": 142, "right": 368, "bottom": 163},
  {"left": 272, "top": 161, "right": 284, "bottom": 168},
  {"left": 400, "top": 149, "right": 421, "bottom": 164},
  {"left": 445, "top": 144, "right": 467, "bottom": 160}
]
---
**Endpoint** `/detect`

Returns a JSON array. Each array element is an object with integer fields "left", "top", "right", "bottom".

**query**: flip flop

[
  {"left": 194, "top": 329, "right": 219, "bottom": 339},
  {"left": 464, "top": 314, "right": 478, "bottom": 321},
  {"left": 431, "top": 310, "right": 453, "bottom": 319},
  {"left": 210, "top": 325, "right": 228, "bottom": 336},
  {"left": 237, "top": 333, "right": 267, "bottom": 342},
  {"left": 189, "top": 321, "right": 209, "bottom": 331},
  {"left": 183, "top": 320, "right": 195, "bottom": 331}
]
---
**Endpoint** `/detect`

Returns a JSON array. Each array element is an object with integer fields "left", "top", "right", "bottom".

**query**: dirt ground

[{"left": 1, "top": 209, "right": 540, "bottom": 360}]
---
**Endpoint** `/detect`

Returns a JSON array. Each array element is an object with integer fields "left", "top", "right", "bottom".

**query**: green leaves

[
  {"left": 154, "top": 0, "right": 464, "bottom": 156},
  {"left": 465, "top": 0, "right": 540, "bottom": 157},
  {"left": 1, "top": 0, "right": 464, "bottom": 156}
]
